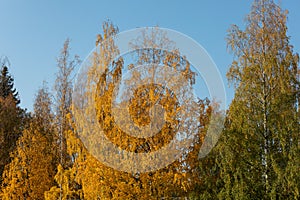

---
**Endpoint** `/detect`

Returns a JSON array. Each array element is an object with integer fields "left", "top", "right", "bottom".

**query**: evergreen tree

[
  {"left": 0, "top": 58, "right": 27, "bottom": 185},
  {"left": 0, "top": 58, "right": 20, "bottom": 105}
]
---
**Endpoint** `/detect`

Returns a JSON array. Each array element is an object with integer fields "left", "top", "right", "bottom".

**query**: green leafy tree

[{"left": 198, "top": 0, "right": 299, "bottom": 199}]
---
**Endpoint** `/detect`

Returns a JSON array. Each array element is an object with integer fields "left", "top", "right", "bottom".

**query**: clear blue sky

[{"left": 0, "top": 0, "right": 299, "bottom": 111}]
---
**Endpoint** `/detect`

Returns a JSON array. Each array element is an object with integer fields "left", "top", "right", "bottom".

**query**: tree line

[{"left": 0, "top": 0, "right": 299, "bottom": 199}]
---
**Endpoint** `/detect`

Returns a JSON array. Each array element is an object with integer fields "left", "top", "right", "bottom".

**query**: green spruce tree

[{"left": 0, "top": 58, "right": 20, "bottom": 105}]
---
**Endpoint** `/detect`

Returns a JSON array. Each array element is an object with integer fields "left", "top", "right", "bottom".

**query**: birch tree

[{"left": 202, "top": 0, "right": 299, "bottom": 199}]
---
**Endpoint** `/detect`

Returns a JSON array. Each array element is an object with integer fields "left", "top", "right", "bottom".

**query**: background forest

[{"left": 0, "top": 0, "right": 299, "bottom": 199}]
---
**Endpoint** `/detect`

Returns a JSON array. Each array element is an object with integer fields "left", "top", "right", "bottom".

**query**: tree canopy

[{"left": 0, "top": 0, "right": 299, "bottom": 199}]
